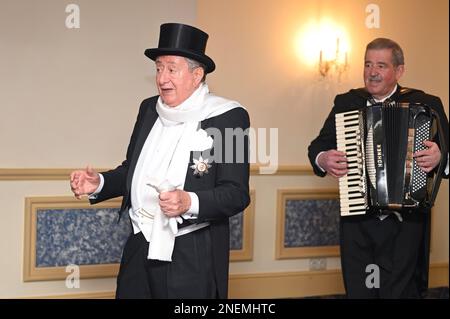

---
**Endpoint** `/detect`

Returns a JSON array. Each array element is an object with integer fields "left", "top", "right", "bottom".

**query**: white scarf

[{"left": 131, "top": 83, "right": 243, "bottom": 261}]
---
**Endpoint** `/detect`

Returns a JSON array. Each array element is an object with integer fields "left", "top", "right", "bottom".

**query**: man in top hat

[{"left": 70, "top": 23, "right": 250, "bottom": 299}]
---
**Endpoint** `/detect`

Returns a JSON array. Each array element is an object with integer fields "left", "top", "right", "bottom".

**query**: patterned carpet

[{"left": 305, "top": 287, "right": 449, "bottom": 299}]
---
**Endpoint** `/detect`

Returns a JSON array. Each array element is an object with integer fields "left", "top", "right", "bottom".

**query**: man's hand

[
  {"left": 317, "top": 150, "right": 348, "bottom": 178},
  {"left": 159, "top": 190, "right": 191, "bottom": 217},
  {"left": 414, "top": 140, "right": 441, "bottom": 173},
  {"left": 70, "top": 166, "right": 100, "bottom": 199}
]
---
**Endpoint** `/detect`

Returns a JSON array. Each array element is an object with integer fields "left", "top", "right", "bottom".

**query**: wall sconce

[
  {"left": 318, "top": 37, "right": 348, "bottom": 79},
  {"left": 295, "top": 20, "right": 350, "bottom": 80}
]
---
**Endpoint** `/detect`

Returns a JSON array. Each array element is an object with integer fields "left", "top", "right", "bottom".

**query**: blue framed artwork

[
  {"left": 35, "top": 207, "right": 130, "bottom": 268},
  {"left": 24, "top": 193, "right": 254, "bottom": 282},
  {"left": 276, "top": 189, "right": 340, "bottom": 259},
  {"left": 23, "top": 197, "right": 124, "bottom": 281},
  {"left": 229, "top": 190, "right": 255, "bottom": 261}
]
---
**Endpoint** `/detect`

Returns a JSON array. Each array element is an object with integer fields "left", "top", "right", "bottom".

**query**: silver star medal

[{"left": 190, "top": 156, "right": 211, "bottom": 176}]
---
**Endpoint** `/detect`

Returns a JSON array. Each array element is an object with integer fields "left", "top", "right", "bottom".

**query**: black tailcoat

[{"left": 91, "top": 96, "right": 250, "bottom": 298}]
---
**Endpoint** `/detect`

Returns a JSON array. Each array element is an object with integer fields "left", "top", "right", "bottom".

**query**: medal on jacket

[{"left": 190, "top": 156, "right": 211, "bottom": 176}]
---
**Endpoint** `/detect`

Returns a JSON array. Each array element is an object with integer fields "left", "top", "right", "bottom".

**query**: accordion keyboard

[{"left": 335, "top": 110, "right": 368, "bottom": 216}]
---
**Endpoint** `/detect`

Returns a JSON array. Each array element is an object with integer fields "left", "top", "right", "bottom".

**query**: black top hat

[{"left": 145, "top": 23, "right": 216, "bottom": 73}]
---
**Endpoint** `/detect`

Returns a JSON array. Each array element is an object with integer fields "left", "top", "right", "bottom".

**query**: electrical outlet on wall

[{"left": 309, "top": 258, "right": 327, "bottom": 270}]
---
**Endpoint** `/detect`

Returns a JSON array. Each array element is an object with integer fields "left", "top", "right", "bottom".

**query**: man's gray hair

[
  {"left": 185, "top": 57, "right": 207, "bottom": 82},
  {"left": 366, "top": 38, "right": 405, "bottom": 67}
]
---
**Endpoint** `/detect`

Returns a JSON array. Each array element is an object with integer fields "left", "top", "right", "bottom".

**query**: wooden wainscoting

[{"left": 18, "top": 262, "right": 448, "bottom": 299}]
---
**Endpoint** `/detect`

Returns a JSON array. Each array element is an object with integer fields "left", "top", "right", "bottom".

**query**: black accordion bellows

[{"left": 336, "top": 102, "right": 446, "bottom": 216}]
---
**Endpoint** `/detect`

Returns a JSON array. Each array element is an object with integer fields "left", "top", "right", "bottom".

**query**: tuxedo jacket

[
  {"left": 308, "top": 85, "right": 449, "bottom": 178},
  {"left": 307, "top": 85, "right": 449, "bottom": 295},
  {"left": 91, "top": 96, "right": 251, "bottom": 298}
]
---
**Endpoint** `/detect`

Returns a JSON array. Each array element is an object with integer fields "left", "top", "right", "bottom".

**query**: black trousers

[
  {"left": 115, "top": 227, "right": 217, "bottom": 299},
  {"left": 340, "top": 212, "right": 426, "bottom": 298}
]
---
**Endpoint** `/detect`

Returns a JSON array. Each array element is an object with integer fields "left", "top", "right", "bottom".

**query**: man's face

[
  {"left": 155, "top": 55, "right": 203, "bottom": 107},
  {"left": 364, "top": 49, "right": 404, "bottom": 100}
]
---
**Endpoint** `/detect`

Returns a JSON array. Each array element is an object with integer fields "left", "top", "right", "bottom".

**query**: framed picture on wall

[
  {"left": 23, "top": 192, "right": 255, "bottom": 282},
  {"left": 23, "top": 197, "right": 126, "bottom": 282},
  {"left": 276, "top": 189, "right": 340, "bottom": 259},
  {"left": 229, "top": 190, "right": 255, "bottom": 261}
]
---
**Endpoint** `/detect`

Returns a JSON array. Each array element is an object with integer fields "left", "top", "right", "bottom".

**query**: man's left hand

[
  {"left": 414, "top": 140, "right": 441, "bottom": 173},
  {"left": 159, "top": 190, "right": 191, "bottom": 217}
]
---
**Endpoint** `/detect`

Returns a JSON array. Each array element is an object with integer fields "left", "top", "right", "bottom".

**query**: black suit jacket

[
  {"left": 308, "top": 85, "right": 449, "bottom": 178},
  {"left": 91, "top": 96, "right": 250, "bottom": 298},
  {"left": 307, "top": 85, "right": 449, "bottom": 295}
]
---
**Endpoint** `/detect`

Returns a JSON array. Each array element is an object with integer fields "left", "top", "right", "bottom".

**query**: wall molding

[
  {"left": 0, "top": 165, "right": 314, "bottom": 181},
  {"left": 250, "top": 165, "right": 314, "bottom": 175},
  {"left": 229, "top": 269, "right": 345, "bottom": 298},
  {"left": 21, "top": 291, "right": 115, "bottom": 299},
  {"left": 229, "top": 262, "right": 449, "bottom": 298},
  {"left": 0, "top": 168, "right": 110, "bottom": 181},
  {"left": 428, "top": 262, "right": 449, "bottom": 288},
  {"left": 14, "top": 262, "right": 448, "bottom": 299}
]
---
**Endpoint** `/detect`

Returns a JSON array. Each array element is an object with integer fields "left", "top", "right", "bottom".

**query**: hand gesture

[
  {"left": 414, "top": 140, "right": 441, "bottom": 173},
  {"left": 70, "top": 166, "right": 100, "bottom": 199},
  {"left": 159, "top": 190, "right": 191, "bottom": 217},
  {"left": 317, "top": 150, "right": 348, "bottom": 178}
]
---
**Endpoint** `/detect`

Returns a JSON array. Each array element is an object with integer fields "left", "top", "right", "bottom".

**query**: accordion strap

[
  {"left": 350, "top": 87, "right": 424, "bottom": 102},
  {"left": 397, "top": 87, "right": 424, "bottom": 97}
]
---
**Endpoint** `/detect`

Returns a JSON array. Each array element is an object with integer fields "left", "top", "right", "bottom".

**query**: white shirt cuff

[
  {"left": 182, "top": 192, "right": 199, "bottom": 219},
  {"left": 88, "top": 173, "right": 104, "bottom": 199},
  {"left": 315, "top": 151, "right": 326, "bottom": 173}
]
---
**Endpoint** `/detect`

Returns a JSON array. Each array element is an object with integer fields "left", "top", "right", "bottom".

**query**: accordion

[{"left": 335, "top": 102, "right": 445, "bottom": 216}]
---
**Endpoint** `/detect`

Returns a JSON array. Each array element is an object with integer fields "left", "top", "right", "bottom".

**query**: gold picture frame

[
  {"left": 24, "top": 191, "right": 255, "bottom": 282},
  {"left": 276, "top": 189, "right": 340, "bottom": 259},
  {"left": 230, "top": 190, "right": 255, "bottom": 261},
  {"left": 23, "top": 196, "right": 123, "bottom": 282}
]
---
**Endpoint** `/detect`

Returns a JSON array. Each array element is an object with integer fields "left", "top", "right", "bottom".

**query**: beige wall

[
  {"left": 0, "top": 0, "right": 197, "bottom": 298},
  {"left": 0, "top": 0, "right": 448, "bottom": 298},
  {"left": 0, "top": 0, "right": 196, "bottom": 168},
  {"left": 198, "top": 0, "right": 449, "bottom": 164},
  {"left": 197, "top": 0, "right": 449, "bottom": 281}
]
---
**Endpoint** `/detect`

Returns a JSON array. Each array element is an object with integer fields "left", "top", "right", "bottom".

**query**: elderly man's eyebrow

[
  {"left": 155, "top": 59, "right": 178, "bottom": 65},
  {"left": 364, "top": 60, "right": 388, "bottom": 66}
]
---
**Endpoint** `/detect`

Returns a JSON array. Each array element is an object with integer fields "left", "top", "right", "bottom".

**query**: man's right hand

[
  {"left": 317, "top": 150, "right": 348, "bottom": 178},
  {"left": 70, "top": 166, "right": 100, "bottom": 199}
]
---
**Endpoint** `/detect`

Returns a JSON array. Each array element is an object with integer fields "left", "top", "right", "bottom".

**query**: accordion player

[{"left": 336, "top": 101, "right": 447, "bottom": 216}]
